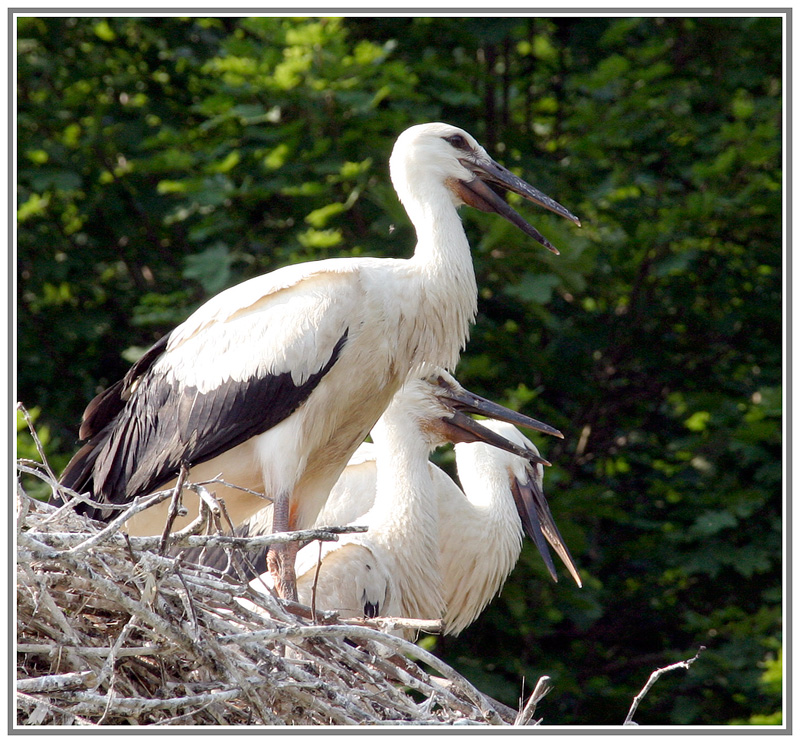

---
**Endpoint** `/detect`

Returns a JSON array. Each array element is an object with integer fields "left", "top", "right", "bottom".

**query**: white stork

[
  {"left": 57, "top": 122, "right": 580, "bottom": 599},
  {"left": 239, "top": 369, "right": 563, "bottom": 623}
]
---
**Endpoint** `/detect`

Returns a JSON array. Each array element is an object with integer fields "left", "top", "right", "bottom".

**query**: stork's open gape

[{"left": 56, "top": 123, "right": 579, "bottom": 601}]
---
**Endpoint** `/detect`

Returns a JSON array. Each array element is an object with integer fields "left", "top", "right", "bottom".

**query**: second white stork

[{"left": 57, "top": 122, "right": 580, "bottom": 599}]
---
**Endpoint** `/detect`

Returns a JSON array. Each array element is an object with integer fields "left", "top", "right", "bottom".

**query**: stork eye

[{"left": 444, "top": 134, "right": 469, "bottom": 151}]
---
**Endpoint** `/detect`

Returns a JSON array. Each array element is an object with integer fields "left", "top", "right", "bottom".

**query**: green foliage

[{"left": 16, "top": 15, "right": 782, "bottom": 726}]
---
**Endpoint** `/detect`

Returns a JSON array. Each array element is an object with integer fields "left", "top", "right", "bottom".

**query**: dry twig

[
  {"left": 514, "top": 675, "right": 552, "bottom": 726},
  {"left": 624, "top": 646, "right": 706, "bottom": 725}
]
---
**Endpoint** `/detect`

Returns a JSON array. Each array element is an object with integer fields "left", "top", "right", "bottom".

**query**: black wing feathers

[
  {"left": 93, "top": 375, "right": 174, "bottom": 499},
  {"left": 79, "top": 333, "right": 172, "bottom": 440},
  {"left": 169, "top": 328, "right": 350, "bottom": 483},
  {"left": 57, "top": 335, "right": 173, "bottom": 513},
  {"left": 59, "top": 328, "right": 350, "bottom": 516},
  {"left": 53, "top": 428, "right": 115, "bottom": 514}
]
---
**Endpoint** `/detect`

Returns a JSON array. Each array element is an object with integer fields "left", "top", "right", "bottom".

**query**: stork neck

[
  {"left": 407, "top": 193, "right": 471, "bottom": 269},
  {"left": 369, "top": 413, "right": 444, "bottom": 618},
  {"left": 405, "top": 196, "right": 478, "bottom": 371},
  {"left": 370, "top": 414, "right": 436, "bottom": 523},
  {"left": 457, "top": 448, "right": 521, "bottom": 522}
]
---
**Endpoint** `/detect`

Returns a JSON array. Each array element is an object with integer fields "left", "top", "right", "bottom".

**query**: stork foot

[{"left": 267, "top": 541, "right": 299, "bottom": 602}]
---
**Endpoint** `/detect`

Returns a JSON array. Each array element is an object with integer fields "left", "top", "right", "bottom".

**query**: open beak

[
  {"left": 510, "top": 474, "right": 582, "bottom": 587},
  {"left": 452, "top": 156, "right": 580, "bottom": 255},
  {"left": 435, "top": 375, "right": 564, "bottom": 440},
  {"left": 437, "top": 410, "right": 552, "bottom": 467}
]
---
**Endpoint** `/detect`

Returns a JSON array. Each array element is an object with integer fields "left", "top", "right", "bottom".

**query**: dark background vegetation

[{"left": 17, "top": 15, "right": 782, "bottom": 725}]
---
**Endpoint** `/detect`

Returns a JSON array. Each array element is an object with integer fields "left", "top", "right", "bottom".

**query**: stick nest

[{"left": 16, "top": 460, "right": 527, "bottom": 728}]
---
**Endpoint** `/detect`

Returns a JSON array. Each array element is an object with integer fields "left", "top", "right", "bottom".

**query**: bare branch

[
  {"left": 514, "top": 675, "right": 552, "bottom": 725},
  {"left": 27, "top": 525, "right": 368, "bottom": 555},
  {"left": 194, "top": 475, "right": 272, "bottom": 501},
  {"left": 624, "top": 646, "right": 706, "bottom": 725},
  {"left": 55, "top": 490, "right": 174, "bottom": 556},
  {"left": 159, "top": 464, "right": 190, "bottom": 555},
  {"left": 311, "top": 538, "right": 323, "bottom": 622},
  {"left": 16, "top": 403, "right": 58, "bottom": 484},
  {"left": 17, "top": 671, "right": 96, "bottom": 693}
]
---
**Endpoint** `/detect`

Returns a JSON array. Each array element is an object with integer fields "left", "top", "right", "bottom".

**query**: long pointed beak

[
  {"left": 453, "top": 157, "right": 580, "bottom": 255},
  {"left": 510, "top": 474, "right": 582, "bottom": 587},
  {"left": 435, "top": 376, "right": 564, "bottom": 439},
  {"left": 439, "top": 410, "right": 551, "bottom": 467}
]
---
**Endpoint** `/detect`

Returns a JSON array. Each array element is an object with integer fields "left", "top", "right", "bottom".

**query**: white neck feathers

[{"left": 368, "top": 413, "right": 445, "bottom": 620}]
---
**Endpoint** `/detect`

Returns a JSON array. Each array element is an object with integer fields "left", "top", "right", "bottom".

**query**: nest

[{"left": 16, "top": 453, "right": 551, "bottom": 728}]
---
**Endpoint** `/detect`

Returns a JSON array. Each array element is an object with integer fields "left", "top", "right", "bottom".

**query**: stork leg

[{"left": 268, "top": 492, "right": 299, "bottom": 601}]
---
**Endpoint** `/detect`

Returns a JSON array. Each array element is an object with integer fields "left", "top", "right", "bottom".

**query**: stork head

[
  {"left": 382, "top": 367, "right": 560, "bottom": 464},
  {"left": 389, "top": 122, "right": 580, "bottom": 254}
]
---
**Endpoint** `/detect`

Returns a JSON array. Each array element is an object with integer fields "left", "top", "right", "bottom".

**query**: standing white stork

[
  {"left": 238, "top": 370, "right": 563, "bottom": 623},
  {"left": 57, "top": 122, "right": 580, "bottom": 599}
]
